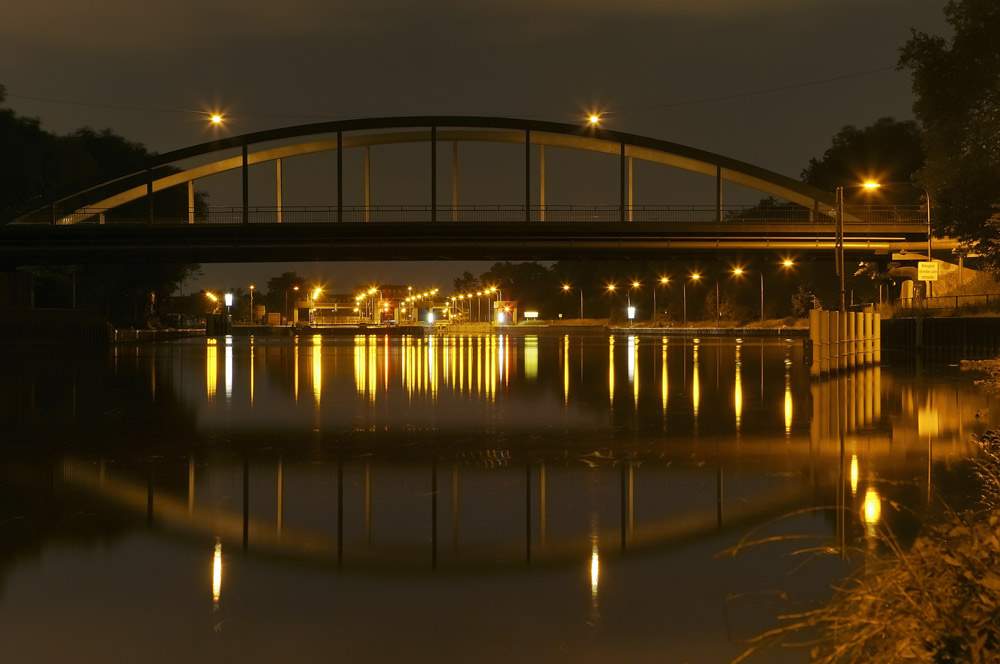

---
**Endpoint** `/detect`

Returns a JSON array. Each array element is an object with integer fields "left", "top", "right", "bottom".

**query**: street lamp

[
  {"left": 562, "top": 284, "right": 584, "bottom": 319},
  {"left": 684, "top": 273, "right": 701, "bottom": 326},
  {"left": 863, "top": 181, "right": 934, "bottom": 298},
  {"left": 224, "top": 292, "right": 234, "bottom": 317},
  {"left": 249, "top": 284, "right": 255, "bottom": 324},
  {"left": 285, "top": 285, "right": 299, "bottom": 324},
  {"left": 654, "top": 276, "right": 669, "bottom": 323},
  {"left": 627, "top": 281, "right": 641, "bottom": 327},
  {"left": 732, "top": 267, "right": 764, "bottom": 325}
]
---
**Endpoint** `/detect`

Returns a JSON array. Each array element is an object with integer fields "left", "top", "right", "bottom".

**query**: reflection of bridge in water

[{"left": 61, "top": 336, "right": 986, "bottom": 572}]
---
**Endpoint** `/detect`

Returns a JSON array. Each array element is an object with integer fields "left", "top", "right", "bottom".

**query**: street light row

[{"left": 562, "top": 260, "right": 797, "bottom": 325}]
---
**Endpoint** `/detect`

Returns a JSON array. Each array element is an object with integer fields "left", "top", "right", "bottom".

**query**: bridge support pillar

[
  {"left": 451, "top": 142, "right": 458, "bottom": 222},
  {"left": 819, "top": 309, "right": 830, "bottom": 376},
  {"left": 539, "top": 145, "right": 546, "bottom": 222},
  {"left": 365, "top": 147, "right": 372, "bottom": 222},
  {"left": 276, "top": 158, "right": 283, "bottom": 224}
]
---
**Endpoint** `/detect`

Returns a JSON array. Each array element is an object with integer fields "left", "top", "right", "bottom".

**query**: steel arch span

[{"left": 46, "top": 115, "right": 839, "bottom": 223}]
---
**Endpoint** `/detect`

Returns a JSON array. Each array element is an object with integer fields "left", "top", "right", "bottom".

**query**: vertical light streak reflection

[
  {"left": 368, "top": 336, "right": 377, "bottom": 402},
  {"left": 294, "top": 339, "right": 299, "bottom": 403},
  {"left": 563, "top": 335, "right": 570, "bottom": 406},
  {"left": 354, "top": 338, "right": 365, "bottom": 396},
  {"left": 212, "top": 539, "right": 222, "bottom": 607},
  {"left": 608, "top": 336, "right": 615, "bottom": 407},
  {"left": 206, "top": 338, "right": 217, "bottom": 402},
  {"left": 429, "top": 336, "right": 438, "bottom": 398},
  {"left": 692, "top": 340, "right": 700, "bottom": 422},
  {"left": 384, "top": 335, "right": 390, "bottom": 393},
  {"left": 224, "top": 336, "right": 233, "bottom": 403},
  {"left": 862, "top": 485, "right": 881, "bottom": 537},
  {"left": 312, "top": 335, "right": 322, "bottom": 405},
  {"left": 784, "top": 360, "right": 793, "bottom": 436},
  {"left": 476, "top": 338, "right": 483, "bottom": 396},
  {"left": 499, "top": 335, "right": 506, "bottom": 384},
  {"left": 250, "top": 339, "right": 255, "bottom": 407},
  {"left": 629, "top": 336, "right": 639, "bottom": 409},
  {"left": 734, "top": 340, "right": 742, "bottom": 432},
  {"left": 661, "top": 339, "right": 668, "bottom": 412},
  {"left": 459, "top": 337, "right": 465, "bottom": 394},
  {"left": 850, "top": 455, "right": 859, "bottom": 497},
  {"left": 590, "top": 544, "right": 600, "bottom": 598},
  {"left": 525, "top": 336, "right": 538, "bottom": 382}
]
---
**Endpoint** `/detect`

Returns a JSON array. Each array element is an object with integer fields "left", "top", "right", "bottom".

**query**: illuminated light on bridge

[{"left": 209, "top": 113, "right": 224, "bottom": 125}]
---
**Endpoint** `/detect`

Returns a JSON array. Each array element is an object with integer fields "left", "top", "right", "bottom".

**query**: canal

[{"left": 0, "top": 334, "right": 993, "bottom": 662}]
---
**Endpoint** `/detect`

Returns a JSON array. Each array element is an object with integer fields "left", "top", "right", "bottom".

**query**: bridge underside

[{"left": 0, "top": 221, "right": 939, "bottom": 266}]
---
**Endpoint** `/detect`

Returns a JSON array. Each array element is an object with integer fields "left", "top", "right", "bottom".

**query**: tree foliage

[
  {"left": 899, "top": 0, "right": 1000, "bottom": 258},
  {"left": 1, "top": 84, "right": 203, "bottom": 325},
  {"left": 801, "top": 117, "right": 925, "bottom": 204}
]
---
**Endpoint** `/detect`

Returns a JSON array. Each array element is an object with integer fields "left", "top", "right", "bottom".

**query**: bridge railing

[{"left": 11, "top": 204, "right": 930, "bottom": 227}]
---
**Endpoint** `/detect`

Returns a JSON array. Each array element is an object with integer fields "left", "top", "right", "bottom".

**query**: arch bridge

[{"left": 2, "top": 116, "right": 941, "bottom": 265}]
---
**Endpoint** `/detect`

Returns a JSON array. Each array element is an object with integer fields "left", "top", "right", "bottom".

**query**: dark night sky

[{"left": 1, "top": 0, "right": 949, "bottom": 293}]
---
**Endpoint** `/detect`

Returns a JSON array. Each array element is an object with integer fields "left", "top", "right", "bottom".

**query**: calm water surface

[{"left": 0, "top": 334, "right": 994, "bottom": 663}]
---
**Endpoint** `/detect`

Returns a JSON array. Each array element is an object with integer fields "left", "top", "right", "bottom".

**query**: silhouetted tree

[{"left": 899, "top": 0, "right": 1000, "bottom": 260}]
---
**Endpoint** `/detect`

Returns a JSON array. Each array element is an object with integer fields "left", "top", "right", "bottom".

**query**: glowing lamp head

[
  {"left": 863, "top": 181, "right": 881, "bottom": 190},
  {"left": 563, "top": 284, "right": 571, "bottom": 291},
  {"left": 733, "top": 268, "right": 744, "bottom": 276},
  {"left": 632, "top": 282, "right": 640, "bottom": 289},
  {"left": 660, "top": 277, "right": 669, "bottom": 284},
  {"left": 783, "top": 259, "right": 794, "bottom": 267},
  {"left": 210, "top": 114, "right": 224, "bottom": 125},
  {"left": 690, "top": 273, "right": 701, "bottom": 281},
  {"left": 224, "top": 293, "right": 234, "bottom": 307},
  {"left": 588, "top": 114, "right": 600, "bottom": 126}
]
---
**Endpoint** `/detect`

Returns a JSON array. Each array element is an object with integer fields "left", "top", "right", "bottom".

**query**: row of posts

[{"left": 808, "top": 309, "right": 881, "bottom": 379}]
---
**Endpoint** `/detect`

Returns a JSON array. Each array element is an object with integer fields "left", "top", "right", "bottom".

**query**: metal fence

[
  {"left": 11, "top": 204, "right": 932, "bottom": 227},
  {"left": 897, "top": 293, "right": 1000, "bottom": 309}
]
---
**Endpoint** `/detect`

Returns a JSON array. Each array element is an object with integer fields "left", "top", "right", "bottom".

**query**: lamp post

[
  {"left": 562, "top": 284, "right": 584, "bottom": 319},
  {"left": 628, "top": 281, "right": 640, "bottom": 327},
  {"left": 863, "top": 181, "right": 933, "bottom": 299},
  {"left": 249, "top": 284, "right": 255, "bottom": 324},
  {"left": 732, "top": 268, "right": 764, "bottom": 325},
  {"left": 654, "top": 277, "right": 669, "bottom": 323},
  {"left": 285, "top": 285, "right": 299, "bottom": 324},
  {"left": 684, "top": 273, "right": 701, "bottom": 326}
]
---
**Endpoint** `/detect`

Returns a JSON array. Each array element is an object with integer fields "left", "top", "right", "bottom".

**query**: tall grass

[{"left": 729, "top": 434, "right": 1000, "bottom": 663}]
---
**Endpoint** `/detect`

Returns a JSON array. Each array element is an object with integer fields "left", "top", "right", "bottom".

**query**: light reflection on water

[{"left": 0, "top": 334, "right": 996, "bottom": 663}]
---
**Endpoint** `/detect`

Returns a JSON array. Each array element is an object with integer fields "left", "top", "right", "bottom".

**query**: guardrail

[
  {"left": 898, "top": 293, "right": 1000, "bottom": 309},
  {"left": 10, "top": 204, "right": 931, "bottom": 227}
]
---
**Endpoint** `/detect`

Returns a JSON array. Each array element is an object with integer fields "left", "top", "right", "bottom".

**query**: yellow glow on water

[
  {"left": 525, "top": 336, "right": 539, "bottom": 382},
  {"left": 692, "top": 342, "right": 700, "bottom": 419},
  {"left": 784, "top": 369, "right": 793, "bottom": 435},
  {"left": 564, "top": 335, "right": 570, "bottom": 405},
  {"left": 628, "top": 337, "right": 639, "bottom": 409},
  {"left": 354, "top": 341, "right": 365, "bottom": 395},
  {"left": 206, "top": 338, "right": 217, "bottom": 402},
  {"left": 862, "top": 486, "right": 881, "bottom": 527},
  {"left": 249, "top": 341, "right": 254, "bottom": 406},
  {"left": 608, "top": 336, "right": 615, "bottom": 406},
  {"left": 312, "top": 335, "right": 322, "bottom": 405},
  {"left": 224, "top": 336, "right": 233, "bottom": 402},
  {"left": 850, "top": 455, "right": 859, "bottom": 497},
  {"left": 212, "top": 539, "right": 222, "bottom": 604},
  {"left": 294, "top": 342, "right": 299, "bottom": 403},
  {"left": 590, "top": 545, "right": 600, "bottom": 597},
  {"left": 734, "top": 354, "right": 742, "bottom": 431},
  {"left": 661, "top": 341, "right": 668, "bottom": 411}
]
